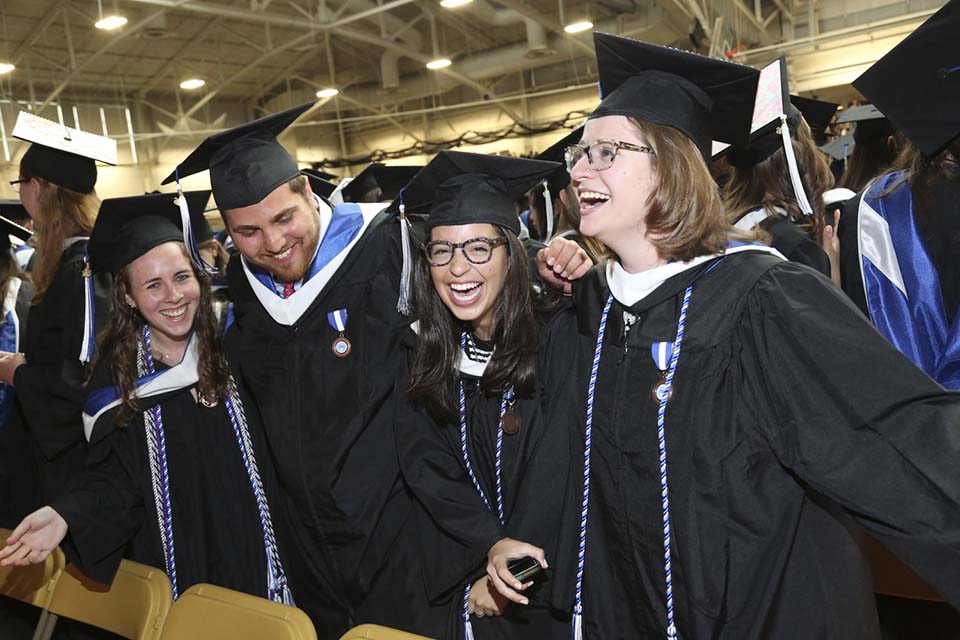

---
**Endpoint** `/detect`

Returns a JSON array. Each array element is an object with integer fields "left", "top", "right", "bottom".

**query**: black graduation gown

[
  {"left": 0, "top": 241, "right": 112, "bottom": 526},
  {"left": 224, "top": 213, "right": 441, "bottom": 638},
  {"left": 50, "top": 359, "right": 271, "bottom": 598},
  {"left": 526, "top": 252, "right": 960, "bottom": 639},
  {"left": 739, "top": 209, "right": 831, "bottom": 277},
  {"left": 395, "top": 334, "right": 570, "bottom": 639}
]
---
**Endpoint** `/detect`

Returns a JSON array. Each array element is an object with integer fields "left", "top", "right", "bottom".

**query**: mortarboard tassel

[
  {"left": 543, "top": 180, "right": 555, "bottom": 241},
  {"left": 78, "top": 251, "right": 96, "bottom": 364},
  {"left": 174, "top": 169, "right": 216, "bottom": 278},
  {"left": 779, "top": 114, "right": 814, "bottom": 217},
  {"left": 397, "top": 189, "right": 413, "bottom": 316}
]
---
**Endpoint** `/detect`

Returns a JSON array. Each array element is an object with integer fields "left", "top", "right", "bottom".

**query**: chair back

[
  {"left": 159, "top": 583, "right": 317, "bottom": 640},
  {"left": 339, "top": 624, "right": 434, "bottom": 640},
  {"left": 0, "top": 528, "right": 65, "bottom": 609},
  {"left": 46, "top": 560, "right": 172, "bottom": 640}
]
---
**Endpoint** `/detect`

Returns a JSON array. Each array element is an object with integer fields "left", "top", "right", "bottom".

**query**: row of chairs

[{"left": 0, "top": 529, "right": 431, "bottom": 640}]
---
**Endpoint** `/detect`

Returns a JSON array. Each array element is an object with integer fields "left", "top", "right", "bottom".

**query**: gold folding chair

[
  {"left": 40, "top": 559, "right": 172, "bottom": 640},
  {"left": 0, "top": 528, "right": 66, "bottom": 640},
  {"left": 158, "top": 583, "right": 316, "bottom": 640},
  {"left": 339, "top": 624, "right": 435, "bottom": 640}
]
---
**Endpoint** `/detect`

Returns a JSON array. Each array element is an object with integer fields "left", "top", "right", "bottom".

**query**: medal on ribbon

[
  {"left": 650, "top": 341, "right": 675, "bottom": 402},
  {"left": 328, "top": 309, "right": 351, "bottom": 358},
  {"left": 502, "top": 389, "right": 520, "bottom": 435}
]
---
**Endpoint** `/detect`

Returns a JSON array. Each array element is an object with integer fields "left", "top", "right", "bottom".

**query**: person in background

[{"left": 0, "top": 216, "right": 34, "bottom": 428}]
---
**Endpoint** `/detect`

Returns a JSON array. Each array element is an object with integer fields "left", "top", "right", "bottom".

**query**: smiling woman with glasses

[{"left": 422, "top": 236, "right": 508, "bottom": 267}]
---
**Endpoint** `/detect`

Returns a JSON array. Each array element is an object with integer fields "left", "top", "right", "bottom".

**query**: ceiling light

[
  {"left": 564, "top": 21, "right": 593, "bottom": 34},
  {"left": 440, "top": 0, "right": 473, "bottom": 7},
  {"left": 0, "top": 63, "right": 14, "bottom": 75},
  {"left": 316, "top": 88, "right": 339, "bottom": 98},
  {"left": 426, "top": 58, "right": 452, "bottom": 70},
  {"left": 179, "top": 78, "right": 206, "bottom": 90},
  {"left": 95, "top": 15, "right": 128, "bottom": 30}
]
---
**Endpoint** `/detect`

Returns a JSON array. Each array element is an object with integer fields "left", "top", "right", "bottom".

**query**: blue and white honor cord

[
  {"left": 459, "top": 332, "right": 513, "bottom": 640},
  {"left": 573, "top": 286, "right": 693, "bottom": 640},
  {"left": 138, "top": 326, "right": 292, "bottom": 604}
]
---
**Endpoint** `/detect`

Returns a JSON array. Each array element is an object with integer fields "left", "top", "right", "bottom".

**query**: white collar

[{"left": 607, "top": 244, "right": 785, "bottom": 307}]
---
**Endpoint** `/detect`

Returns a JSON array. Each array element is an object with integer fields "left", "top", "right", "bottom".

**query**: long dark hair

[
  {"left": 92, "top": 242, "right": 230, "bottom": 424},
  {"left": 881, "top": 138, "right": 960, "bottom": 200},
  {"left": 839, "top": 130, "right": 906, "bottom": 192},
  {"left": 408, "top": 228, "right": 540, "bottom": 424}
]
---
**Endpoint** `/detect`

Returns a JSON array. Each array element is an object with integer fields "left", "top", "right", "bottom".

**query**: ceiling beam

[
  {"left": 138, "top": 17, "right": 223, "bottom": 98},
  {"left": 11, "top": 4, "right": 64, "bottom": 65}
]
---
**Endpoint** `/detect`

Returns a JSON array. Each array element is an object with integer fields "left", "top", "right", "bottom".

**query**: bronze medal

[
  {"left": 652, "top": 376, "right": 672, "bottom": 403},
  {"left": 332, "top": 334, "right": 352, "bottom": 358},
  {"left": 502, "top": 407, "right": 520, "bottom": 435}
]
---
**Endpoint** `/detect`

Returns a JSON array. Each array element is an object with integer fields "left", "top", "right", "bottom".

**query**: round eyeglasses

[
  {"left": 564, "top": 138, "right": 656, "bottom": 172},
  {"left": 423, "top": 236, "right": 507, "bottom": 267}
]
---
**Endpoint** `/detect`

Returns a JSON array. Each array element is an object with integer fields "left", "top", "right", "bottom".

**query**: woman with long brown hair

[
  {"left": 486, "top": 33, "right": 960, "bottom": 639},
  {"left": 0, "top": 192, "right": 292, "bottom": 605},
  {"left": 0, "top": 114, "right": 114, "bottom": 527}
]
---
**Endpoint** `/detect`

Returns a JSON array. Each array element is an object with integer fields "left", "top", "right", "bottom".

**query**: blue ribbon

[
  {"left": 861, "top": 172, "right": 960, "bottom": 389},
  {"left": 327, "top": 308, "right": 348, "bottom": 333},
  {"left": 651, "top": 342, "right": 675, "bottom": 372}
]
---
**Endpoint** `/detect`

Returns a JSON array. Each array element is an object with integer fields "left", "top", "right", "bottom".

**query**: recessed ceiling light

[
  {"left": 95, "top": 15, "right": 128, "bottom": 30},
  {"left": 440, "top": 0, "right": 473, "bottom": 8},
  {"left": 316, "top": 88, "right": 339, "bottom": 98},
  {"left": 426, "top": 58, "right": 452, "bottom": 70},
  {"left": 179, "top": 78, "right": 206, "bottom": 90},
  {"left": 0, "top": 63, "right": 15, "bottom": 75},
  {"left": 564, "top": 21, "right": 593, "bottom": 34}
]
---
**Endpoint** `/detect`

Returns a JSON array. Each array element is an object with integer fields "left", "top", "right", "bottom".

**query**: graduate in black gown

[
  {"left": 0, "top": 215, "right": 35, "bottom": 428},
  {"left": 486, "top": 33, "right": 960, "bottom": 640},
  {"left": 0, "top": 192, "right": 292, "bottom": 605},
  {"left": 394, "top": 151, "right": 590, "bottom": 639},
  {"left": 0, "top": 112, "right": 114, "bottom": 528},
  {"left": 721, "top": 58, "right": 837, "bottom": 279}
]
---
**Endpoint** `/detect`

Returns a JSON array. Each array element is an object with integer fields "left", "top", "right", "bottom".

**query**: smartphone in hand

[{"left": 507, "top": 556, "right": 543, "bottom": 582}]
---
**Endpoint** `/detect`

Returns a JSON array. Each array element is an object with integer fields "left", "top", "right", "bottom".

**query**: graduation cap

[
  {"left": 535, "top": 127, "right": 584, "bottom": 240},
  {"left": 161, "top": 102, "right": 313, "bottom": 210},
  {"left": 341, "top": 163, "right": 421, "bottom": 203},
  {"left": 13, "top": 111, "right": 118, "bottom": 195},
  {"left": 0, "top": 199, "right": 30, "bottom": 223},
  {"left": 791, "top": 95, "right": 840, "bottom": 144},
  {"left": 591, "top": 32, "right": 760, "bottom": 158},
  {"left": 88, "top": 191, "right": 212, "bottom": 275},
  {"left": 724, "top": 58, "right": 815, "bottom": 216},
  {"left": 387, "top": 151, "right": 560, "bottom": 237},
  {"left": 0, "top": 214, "right": 33, "bottom": 251},
  {"left": 853, "top": 0, "right": 960, "bottom": 157},
  {"left": 301, "top": 169, "right": 338, "bottom": 200},
  {"left": 819, "top": 132, "right": 856, "bottom": 162},
  {"left": 308, "top": 167, "right": 339, "bottom": 181},
  {"left": 835, "top": 104, "right": 894, "bottom": 144}
]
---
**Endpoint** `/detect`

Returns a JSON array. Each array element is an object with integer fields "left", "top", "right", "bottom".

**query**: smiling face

[
  {"left": 223, "top": 178, "right": 321, "bottom": 282},
  {"left": 124, "top": 242, "right": 200, "bottom": 348},
  {"left": 428, "top": 223, "right": 509, "bottom": 341},
  {"left": 570, "top": 115, "right": 658, "bottom": 259}
]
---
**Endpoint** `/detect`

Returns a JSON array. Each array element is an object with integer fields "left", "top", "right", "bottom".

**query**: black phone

[{"left": 507, "top": 556, "right": 543, "bottom": 582}]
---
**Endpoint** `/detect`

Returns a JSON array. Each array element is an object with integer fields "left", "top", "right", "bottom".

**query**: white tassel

[
  {"left": 176, "top": 184, "right": 216, "bottom": 277},
  {"left": 573, "top": 611, "right": 583, "bottom": 640},
  {"left": 397, "top": 204, "right": 413, "bottom": 316},
  {"left": 464, "top": 620, "right": 476, "bottom": 640},
  {"left": 78, "top": 256, "right": 94, "bottom": 363},
  {"left": 779, "top": 114, "right": 814, "bottom": 217},
  {"left": 543, "top": 180, "right": 555, "bottom": 241}
]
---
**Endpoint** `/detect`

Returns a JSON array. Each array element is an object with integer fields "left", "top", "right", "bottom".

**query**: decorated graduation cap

[
  {"left": 88, "top": 191, "right": 212, "bottom": 275},
  {"left": 535, "top": 127, "right": 584, "bottom": 240},
  {"left": 853, "top": 0, "right": 960, "bottom": 158},
  {"left": 341, "top": 163, "right": 421, "bottom": 203},
  {"left": 301, "top": 169, "right": 337, "bottom": 200},
  {"left": 723, "top": 58, "right": 816, "bottom": 216},
  {"left": 13, "top": 111, "right": 118, "bottom": 195},
  {"left": 835, "top": 104, "right": 894, "bottom": 144},
  {"left": 591, "top": 32, "right": 760, "bottom": 158},
  {"left": 388, "top": 151, "right": 559, "bottom": 237}
]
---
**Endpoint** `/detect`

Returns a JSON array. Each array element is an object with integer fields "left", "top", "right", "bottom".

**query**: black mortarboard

[
  {"left": 791, "top": 95, "right": 839, "bottom": 143},
  {"left": 308, "top": 166, "right": 338, "bottom": 181},
  {"left": 301, "top": 169, "right": 337, "bottom": 199},
  {"left": 835, "top": 104, "right": 894, "bottom": 144},
  {"left": 0, "top": 200, "right": 30, "bottom": 223},
  {"left": 387, "top": 151, "right": 559, "bottom": 236},
  {"left": 341, "top": 163, "right": 421, "bottom": 203},
  {"left": 853, "top": 0, "right": 960, "bottom": 157},
  {"left": 819, "top": 132, "right": 856, "bottom": 162},
  {"left": 88, "top": 191, "right": 211, "bottom": 274},
  {"left": 0, "top": 214, "right": 33, "bottom": 251},
  {"left": 161, "top": 102, "right": 313, "bottom": 210},
  {"left": 13, "top": 112, "right": 118, "bottom": 195},
  {"left": 536, "top": 127, "right": 583, "bottom": 193},
  {"left": 591, "top": 32, "right": 760, "bottom": 157}
]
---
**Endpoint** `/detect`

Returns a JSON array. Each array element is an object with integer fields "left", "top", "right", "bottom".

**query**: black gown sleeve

[{"left": 740, "top": 262, "right": 960, "bottom": 608}]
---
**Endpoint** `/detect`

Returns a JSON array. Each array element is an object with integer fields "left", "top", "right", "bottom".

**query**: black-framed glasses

[
  {"left": 564, "top": 138, "right": 656, "bottom": 172},
  {"left": 8, "top": 179, "right": 25, "bottom": 194},
  {"left": 423, "top": 236, "right": 508, "bottom": 267}
]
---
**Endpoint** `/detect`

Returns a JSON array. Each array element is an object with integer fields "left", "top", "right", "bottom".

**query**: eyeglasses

[
  {"left": 564, "top": 138, "right": 656, "bottom": 172},
  {"left": 8, "top": 179, "right": 25, "bottom": 194},
  {"left": 423, "top": 236, "right": 507, "bottom": 267}
]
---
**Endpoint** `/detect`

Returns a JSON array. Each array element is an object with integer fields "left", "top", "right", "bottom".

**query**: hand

[
  {"left": 467, "top": 576, "right": 507, "bottom": 618},
  {"left": 537, "top": 237, "right": 593, "bottom": 294},
  {"left": 820, "top": 208, "right": 841, "bottom": 287},
  {"left": 486, "top": 537, "right": 548, "bottom": 605},
  {"left": 0, "top": 506, "right": 68, "bottom": 567},
  {"left": 0, "top": 351, "right": 25, "bottom": 386}
]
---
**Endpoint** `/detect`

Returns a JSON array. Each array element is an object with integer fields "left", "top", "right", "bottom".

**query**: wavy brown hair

[
  {"left": 838, "top": 131, "right": 906, "bottom": 193},
  {"left": 17, "top": 161, "right": 99, "bottom": 301},
  {"left": 93, "top": 242, "right": 231, "bottom": 425},
  {"left": 408, "top": 228, "right": 539, "bottom": 424},
  {"left": 622, "top": 118, "right": 744, "bottom": 261},
  {"left": 723, "top": 118, "right": 834, "bottom": 237}
]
